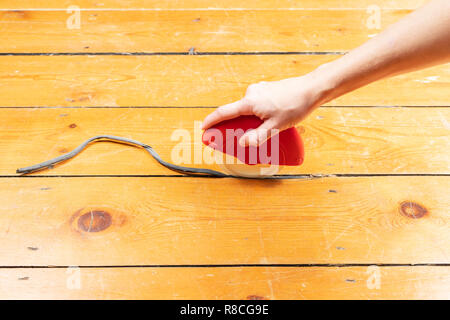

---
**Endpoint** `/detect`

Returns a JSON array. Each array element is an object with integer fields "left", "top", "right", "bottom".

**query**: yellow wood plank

[
  {"left": 3, "top": 108, "right": 449, "bottom": 175},
  {"left": 0, "top": 266, "right": 449, "bottom": 299},
  {"left": 1, "top": 1, "right": 428, "bottom": 10},
  {"left": 0, "top": 55, "right": 448, "bottom": 107},
  {"left": 1, "top": 176, "right": 448, "bottom": 266},
  {"left": 0, "top": 9, "right": 410, "bottom": 53}
]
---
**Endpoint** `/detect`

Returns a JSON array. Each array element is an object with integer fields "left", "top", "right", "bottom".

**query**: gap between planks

[
  {"left": 0, "top": 8, "right": 423, "bottom": 11},
  {"left": 4, "top": 174, "right": 450, "bottom": 178},
  {"left": 0, "top": 52, "right": 346, "bottom": 56},
  {"left": 1, "top": 263, "right": 450, "bottom": 268},
  {"left": 0, "top": 106, "right": 449, "bottom": 108}
]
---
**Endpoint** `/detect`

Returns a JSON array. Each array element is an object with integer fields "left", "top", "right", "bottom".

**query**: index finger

[{"left": 201, "top": 99, "right": 251, "bottom": 130}]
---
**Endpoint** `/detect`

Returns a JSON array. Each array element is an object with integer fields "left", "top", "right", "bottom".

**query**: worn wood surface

[
  {"left": 0, "top": 0, "right": 449, "bottom": 299},
  {"left": 1, "top": 267, "right": 449, "bottom": 300},
  {"left": 0, "top": 9, "right": 410, "bottom": 53},
  {"left": 0, "top": 1, "right": 428, "bottom": 10},
  {"left": 0, "top": 55, "right": 448, "bottom": 107},
  {"left": 3, "top": 108, "right": 449, "bottom": 175},
  {"left": 1, "top": 176, "right": 449, "bottom": 266}
]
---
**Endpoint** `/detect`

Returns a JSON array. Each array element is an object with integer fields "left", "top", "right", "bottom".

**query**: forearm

[
  {"left": 310, "top": 0, "right": 450, "bottom": 104},
  {"left": 202, "top": 0, "right": 450, "bottom": 144}
]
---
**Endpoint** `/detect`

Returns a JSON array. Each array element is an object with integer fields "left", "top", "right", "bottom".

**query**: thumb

[{"left": 239, "top": 119, "right": 279, "bottom": 147}]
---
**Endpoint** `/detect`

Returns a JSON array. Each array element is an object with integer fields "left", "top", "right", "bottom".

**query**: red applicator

[{"left": 202, "top": 115, "right": 304, "bottom": 177}]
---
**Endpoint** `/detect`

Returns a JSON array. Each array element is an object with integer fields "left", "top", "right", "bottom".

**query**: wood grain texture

[
  {"left": 0, "top": 55, "right": 448, "bottom": 107},
  {"left": 1, "top": 266, "right": 449, "bottom": 300},
  {"left": 1, "top": 176, "right": 448, "bottom": 266},
  {"left": 0, "top": 9, "right": 409, "bottom": 53},
  {"left": 0, "top": 0, "right": 428, "bottom": 10},
  {"left": 3, "top": 108, "right": 449, "bottom": 175},
  {"left": 1, "top": 0, "right": 448, "bottom": 300}
]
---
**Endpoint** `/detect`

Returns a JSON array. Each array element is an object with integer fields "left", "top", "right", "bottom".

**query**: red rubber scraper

[{"left": 202, "top": 115, "right": 304, "bottom": 177}]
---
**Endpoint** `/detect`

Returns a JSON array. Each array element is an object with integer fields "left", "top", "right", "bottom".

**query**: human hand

[{"left": 201, "top": 73, "right": 330, "bottom": 147}]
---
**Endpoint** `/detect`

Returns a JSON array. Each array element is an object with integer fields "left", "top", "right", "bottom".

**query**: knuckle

[
  {"left": 241, "top": 97, "right": 253, "bottom": 106},
  {"left": 215, "top": 106, "right": 227, "bottom": 116},
  {"left": 246, "top": 83, "right": 259, "bottom": 94}
]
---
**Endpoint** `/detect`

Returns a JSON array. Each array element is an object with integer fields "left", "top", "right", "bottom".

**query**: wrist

[{"left": 305, "top": 60, "right": 343, "bottom": 105}]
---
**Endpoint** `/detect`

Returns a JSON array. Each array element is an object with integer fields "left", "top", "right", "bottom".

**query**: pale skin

[{"left": 202, "top": 0, "right": 450, "bottom": 147}]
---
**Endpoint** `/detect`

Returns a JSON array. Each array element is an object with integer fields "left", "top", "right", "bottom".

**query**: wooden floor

[{"left": 1, "top": 0, "right": 449, "bottom": 299}]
